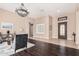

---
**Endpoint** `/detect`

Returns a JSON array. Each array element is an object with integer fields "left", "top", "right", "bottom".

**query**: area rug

[{"left": 0, "top": 42, "right": 35, "bottom": 56}]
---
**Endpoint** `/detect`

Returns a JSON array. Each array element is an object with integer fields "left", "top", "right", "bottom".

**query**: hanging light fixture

[{"left": 15, "top": 3, "right": 29, "bottom": 17}]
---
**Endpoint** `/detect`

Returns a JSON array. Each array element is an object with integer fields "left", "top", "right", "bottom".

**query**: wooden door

[{"left": 58, "top": 22, "right": 67, "bottom": 39}]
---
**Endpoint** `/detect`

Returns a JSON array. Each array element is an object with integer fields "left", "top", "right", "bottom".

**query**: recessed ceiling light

[
  {"left": 40, "top": 9, "right": 44, "bottom": 12},
  {"left": 57, "top": 10, "right": 60, "bottom": 13}
]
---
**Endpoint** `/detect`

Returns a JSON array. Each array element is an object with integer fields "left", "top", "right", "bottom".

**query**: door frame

[{"left": 58, "top": 22, "right": 67, "bottom": 39}]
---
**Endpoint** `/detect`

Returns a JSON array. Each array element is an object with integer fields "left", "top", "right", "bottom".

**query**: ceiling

[{"left": 0, "top": 3, "right": 78, "bottom": 18}]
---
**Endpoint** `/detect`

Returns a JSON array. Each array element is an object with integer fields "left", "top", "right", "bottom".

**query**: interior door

[
  {"left": 58, "top": 22, "right": 67, "bottom": 39},
  {"left": 29, "top": 23, "right": 33, "bottom": 37}
]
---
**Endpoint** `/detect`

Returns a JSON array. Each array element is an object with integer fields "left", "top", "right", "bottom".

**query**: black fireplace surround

[{"left": 15, "top": 34, "right": 28, "bottom": 51}]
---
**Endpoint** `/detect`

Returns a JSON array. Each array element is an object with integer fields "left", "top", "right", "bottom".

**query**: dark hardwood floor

[{"left": 12, "top": 39, "right": 79, "bottom": 56}]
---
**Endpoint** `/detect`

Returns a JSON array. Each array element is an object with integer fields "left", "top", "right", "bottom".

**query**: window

[{"left": 36, "top": 24, "right": 45, "bottom": 34}]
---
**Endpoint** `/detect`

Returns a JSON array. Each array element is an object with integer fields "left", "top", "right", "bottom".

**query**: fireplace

[{"left": 0, "top": 33, "right": 28, "bottom": 55}]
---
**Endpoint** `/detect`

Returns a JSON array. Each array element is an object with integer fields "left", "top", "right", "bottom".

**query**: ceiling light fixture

[{"left": 15, "top": 3, "right": 29, "bottom": 17}]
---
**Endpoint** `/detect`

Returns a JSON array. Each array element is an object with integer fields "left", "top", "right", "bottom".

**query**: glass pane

[{"left": 60, "top": 24, "right": 65, "bottom": 36}]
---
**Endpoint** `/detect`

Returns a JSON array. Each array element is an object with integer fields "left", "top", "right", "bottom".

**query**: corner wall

[{"left": 0, "top": 8, "right": 29, "bottom": 34}]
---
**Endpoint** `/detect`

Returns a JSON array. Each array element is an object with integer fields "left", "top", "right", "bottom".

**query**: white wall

[
  {"left": 76, "top": 10, "right": 79, "bottom": 44},
  {"left": 52, "top": 13, "right": 76, "bottom": 40},
  {"left": 33, "top": 16, "right": 49, "bottom": 39},
  {"left": 52, "top": 16, "right": 58, "bottom": 39},
  {"left": 0, "top": 8, "right": 29, "bottom": 34},
  {"left": 30, "top": 12, "right": 76, "bottom": 41}
]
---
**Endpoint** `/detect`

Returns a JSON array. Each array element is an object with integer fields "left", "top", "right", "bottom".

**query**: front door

[{"left": 58, "top": 22, "right": 67, "bottom": 39}]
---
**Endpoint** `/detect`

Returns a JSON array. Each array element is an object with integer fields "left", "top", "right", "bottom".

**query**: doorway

[
  {"left": 29, "top": 23, "right": 33, "bottom": 38},
  {"left": 58, "top": 22, "right": 67, "bottom": 39}
]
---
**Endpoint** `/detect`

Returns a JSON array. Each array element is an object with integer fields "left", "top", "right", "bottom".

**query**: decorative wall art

[
  {"left": 58, "top": 16, "right": 67, "bottom": 21},
  {"left": 1, "top": 22, "right": 14, "bottom": 29}
]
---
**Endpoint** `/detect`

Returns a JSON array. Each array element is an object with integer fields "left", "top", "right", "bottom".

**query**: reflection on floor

[
  {"left": 13, "top": 39, "right": 79, "bottom": 56},
  {"left": 29, "top": 37, "right": 78, "bottom": 49}
]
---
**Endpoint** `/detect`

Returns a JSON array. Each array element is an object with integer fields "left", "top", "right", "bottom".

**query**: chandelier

[{"left": 15, "top": 3, "right": 29, "bottom": 17}]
